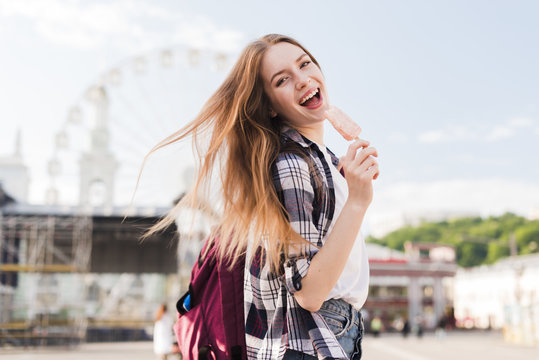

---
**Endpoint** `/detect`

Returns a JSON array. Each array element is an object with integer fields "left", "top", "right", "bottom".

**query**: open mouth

[{"left": 299, "top": 88, "right": 321, "bottom": 107}]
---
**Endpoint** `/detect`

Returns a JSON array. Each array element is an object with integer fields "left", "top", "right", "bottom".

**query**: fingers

[
  {"left": 341, "top": 140, "right": 380, "bottom": 182},
  {"left": 351, "top": 147, "right": 378, "bottom": 168},
  {"left": 372, "top": 165, "right": 380, "bottom": 180},
  {"left": 358, "top": 156, "right": 378, "bottom": 176},
  {"left": 362, "top": 156, "right": 378, "bottom": 170},
  {"left": 351, "top": 154, "right": 379, "bottom": 180},
  {"left": 337, "top": 157, "right": 344, "bottom": 172},
  {"left": 342, "top": 139, "right": 370, "bottom": 165},
  {"left": 368, "top": 163, "right": 380, "bottom": 180}
]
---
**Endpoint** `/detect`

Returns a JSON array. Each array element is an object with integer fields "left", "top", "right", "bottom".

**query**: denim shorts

[
  {"left": 283, "top": 298, "right": 364, "bottom": 360},
  {"left": 319, "top": 298, "right": 364, "bottom": 359}
]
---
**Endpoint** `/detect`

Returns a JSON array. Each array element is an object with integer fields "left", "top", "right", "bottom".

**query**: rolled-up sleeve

[
  {"left": 283, "top": 256, "right": 310, "bottom": 294},
  {"left": 272, "top": 152, "right": 323, "bottom": 294}
]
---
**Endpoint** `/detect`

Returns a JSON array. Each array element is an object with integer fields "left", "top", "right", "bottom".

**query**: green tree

[
  {"left": 485, "top": 241, "right": 510, "bottom": 264},
  {"left": 457, "top": 241, "right": 488, "bottom": 268},
  {"left": 515, "top": 221, "right": 539, "bottom": 255}
]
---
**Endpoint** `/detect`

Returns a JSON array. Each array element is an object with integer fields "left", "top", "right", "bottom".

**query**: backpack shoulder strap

[
  {"left": 175, "top": 237, "right": 216, "bottom": 315},
  {"left": 218, "top": 252, "right": 247, "bottom": 360}
]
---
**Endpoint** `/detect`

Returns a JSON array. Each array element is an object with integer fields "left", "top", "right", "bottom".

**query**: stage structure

[
  {"left": 0, "top": 202, "right": 178, "bottom": 346},
  {"left": 0, "top": 208, "right": 92, "bottom": 347}
]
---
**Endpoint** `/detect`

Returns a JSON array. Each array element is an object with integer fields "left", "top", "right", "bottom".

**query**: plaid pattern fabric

[{"left": 244, "top": 126, "right": 348, "bottom": 359}]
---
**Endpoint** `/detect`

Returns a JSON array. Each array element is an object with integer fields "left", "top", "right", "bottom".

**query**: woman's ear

[{"left": 269, "top": 109, "right": 277, "bottom": 118}]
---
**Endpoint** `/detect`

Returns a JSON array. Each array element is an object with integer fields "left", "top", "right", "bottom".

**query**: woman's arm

[{"left": 294, "top": 139, "right": 378, "bottom": 312}]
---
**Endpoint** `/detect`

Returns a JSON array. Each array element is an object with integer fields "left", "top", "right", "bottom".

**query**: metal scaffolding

[{"left": 0, "top": 212, "right": 92, "bottom": 347}]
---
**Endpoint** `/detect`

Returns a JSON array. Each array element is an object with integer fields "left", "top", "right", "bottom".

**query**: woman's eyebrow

[{"left": 270, "top": 53, "right": 308, "bottom": 83}]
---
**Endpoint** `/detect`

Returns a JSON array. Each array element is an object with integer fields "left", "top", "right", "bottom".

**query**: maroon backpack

[{"left": 174, "top": 236, "right": 247, "bottom": 360}]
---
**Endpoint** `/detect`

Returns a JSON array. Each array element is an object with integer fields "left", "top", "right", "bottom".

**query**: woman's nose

[{"left": 295, "top": 73, "right": 310, "bottom": 90}]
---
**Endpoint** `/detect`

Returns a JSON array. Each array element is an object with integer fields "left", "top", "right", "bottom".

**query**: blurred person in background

[
  {"left": 414, "top": 314, "right": 424, "bottom": 338},
  {"left": 153, "top": 304, "right": 174, "bottom": 360},
  {"left": 370, "top": 315, "right": 383, "bottom": 337},
  {"left": 436, "top": 314, "right": 447, "bottom": 340},
  {"left": 401, "top": 316, "right": 411, "bottom": 338}
]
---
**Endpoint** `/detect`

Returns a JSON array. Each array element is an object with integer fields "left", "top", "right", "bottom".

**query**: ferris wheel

[{"left": 46, "top": 45, "right": 234, "bottom": 208}]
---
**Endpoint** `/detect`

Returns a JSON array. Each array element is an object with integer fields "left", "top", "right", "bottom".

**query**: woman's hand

[{"left": 339, "top": 139, "right": 379, "bottom": 209}]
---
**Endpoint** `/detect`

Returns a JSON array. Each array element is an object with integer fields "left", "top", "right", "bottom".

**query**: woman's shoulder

[
  {"left": 273, "top": 150, "right": 311, "bottom": 174},
  {"left": 275, "top": 132, "right": 314, "bottom": 168}
]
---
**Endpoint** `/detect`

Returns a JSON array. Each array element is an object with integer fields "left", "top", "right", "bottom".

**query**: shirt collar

[
  {"left": 280, "top": 125, "right": 312, "bottom": 149},
  {"left": 280, "top": 125, "right": 340, "bottom": 168}
]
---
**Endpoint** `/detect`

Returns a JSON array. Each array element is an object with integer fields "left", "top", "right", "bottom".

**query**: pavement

[
  {"left": 0, "top": 331, "right": 537, "bottom": 360},
  {"left": 362, "top": 331, "right": 538, "bottom": 360},
  {"left": 0, "top": 341, "right": 158, "bottom": 360}
]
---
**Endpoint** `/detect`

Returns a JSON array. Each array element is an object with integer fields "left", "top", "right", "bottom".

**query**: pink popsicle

[{"left": 325, "top": 106, "right": 361, "bottom": 141}]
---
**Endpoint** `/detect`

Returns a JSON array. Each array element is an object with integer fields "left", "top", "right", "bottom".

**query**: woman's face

[{"left": 261, "top": 42, "right": 329, "bottom": 130}]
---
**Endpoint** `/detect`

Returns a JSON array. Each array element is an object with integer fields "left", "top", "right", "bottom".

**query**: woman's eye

[
  {"left": 276, "top": 77, "right": 287, "bottom": 87},
  {"left": 301, "top": 61, "right": 311, "bottom": 68}
]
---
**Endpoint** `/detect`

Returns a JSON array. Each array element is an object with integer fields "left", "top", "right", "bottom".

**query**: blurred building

[
  {"left": 365, "top": 242, "right": 458, "bottom": 331},
  {"left": 0, "top": 130, "right": 29, "bottom": 203},
  {"left": 454, "top": 254, "right": 539, "bottom": 346}
]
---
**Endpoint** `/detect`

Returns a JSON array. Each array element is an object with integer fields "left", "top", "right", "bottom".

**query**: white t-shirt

[
  {"left": 320, "top": 145, "right": 370, "bottom": 310},
  {"left": 153, "top": 313, "right": 174, "bottom": 355}
]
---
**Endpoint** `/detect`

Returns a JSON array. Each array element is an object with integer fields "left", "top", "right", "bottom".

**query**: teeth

[{"left": 300, "top": 88, "right": 319, "bottom": 105}]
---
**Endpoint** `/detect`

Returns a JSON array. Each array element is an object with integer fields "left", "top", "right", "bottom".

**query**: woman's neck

[{"left": 295, "top": 123, "right": 324, "bottom": 146}]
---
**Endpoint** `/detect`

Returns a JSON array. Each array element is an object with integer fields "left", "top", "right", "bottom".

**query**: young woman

[{"left": 145, "top": 34, "right": 378, "bottom": 359}]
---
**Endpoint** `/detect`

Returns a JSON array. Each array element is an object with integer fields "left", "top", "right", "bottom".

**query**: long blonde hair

[{"left": 142, "top": 34, "right": 321, "bottom": 271}]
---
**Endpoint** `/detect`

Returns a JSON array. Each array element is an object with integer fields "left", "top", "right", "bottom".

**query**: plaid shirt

[{"left": 244, "top": 126, "right": 348, "bottom": 359}]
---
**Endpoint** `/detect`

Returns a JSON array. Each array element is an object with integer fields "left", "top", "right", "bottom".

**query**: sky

[{"left": 1, "top": 0, "right": 538, "bottom": 236}]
